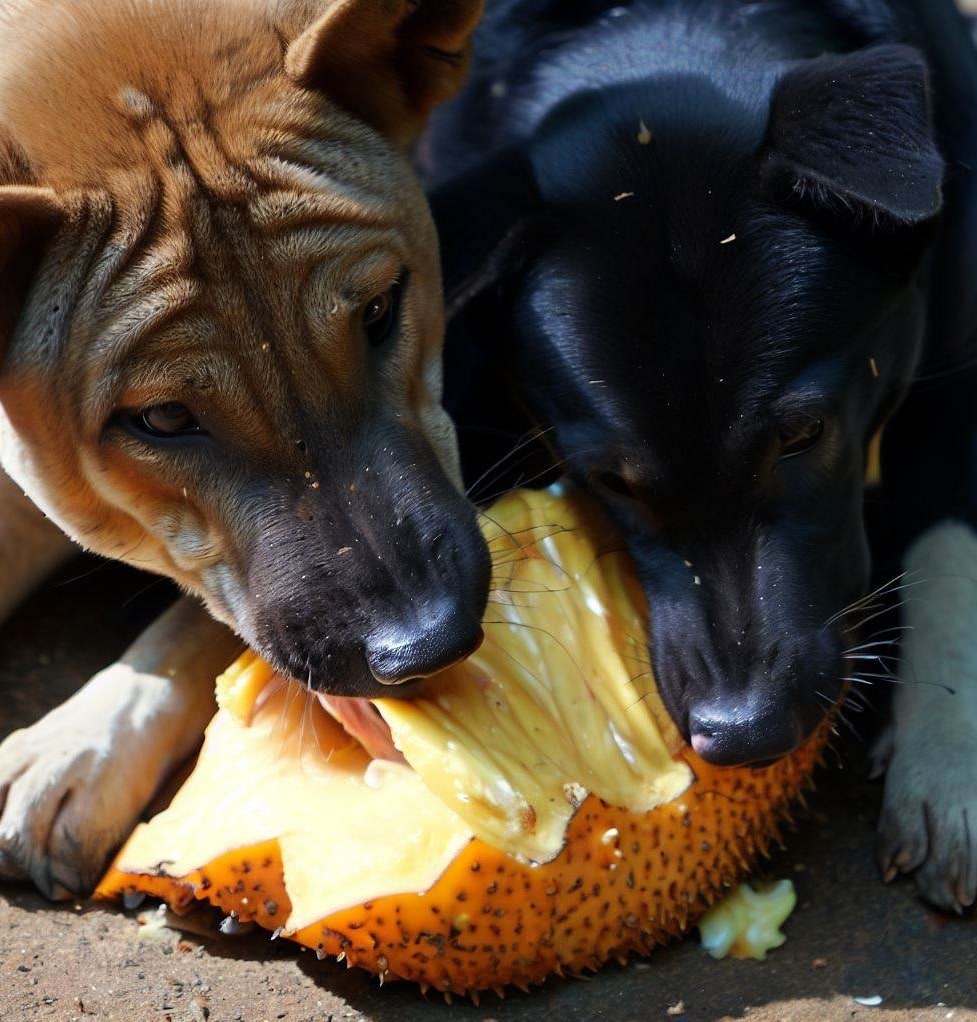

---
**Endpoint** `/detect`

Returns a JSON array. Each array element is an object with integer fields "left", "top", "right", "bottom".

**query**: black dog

[{"left": 423, "top": 0, "right": 977, "bottom": 911}]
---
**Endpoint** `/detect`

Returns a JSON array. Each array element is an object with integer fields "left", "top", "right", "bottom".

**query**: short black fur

[{"left": 423, "top": 0, "right": 977, "bottom": 765}]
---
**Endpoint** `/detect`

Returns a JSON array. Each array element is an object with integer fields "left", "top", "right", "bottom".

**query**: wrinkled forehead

[
  {"left": 62, "top": 152, "right": 438, "bottom": 397},
  {"left": 151, "top": 129, "right": 433, "bottom": 292}
]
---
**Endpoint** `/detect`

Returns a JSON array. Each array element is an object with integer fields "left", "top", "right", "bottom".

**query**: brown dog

[{"left": 0, "top": 0, "right": 489, "bottom": 899}]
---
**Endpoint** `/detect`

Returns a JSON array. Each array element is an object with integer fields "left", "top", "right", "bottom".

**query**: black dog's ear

[
  {"left": 762, "top": 44, "right": 944, "bottom": 228},
  {"left": 429, "top": 148, "right": 538, "bottom": 321}
]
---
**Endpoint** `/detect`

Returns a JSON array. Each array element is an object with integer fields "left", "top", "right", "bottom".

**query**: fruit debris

[{"left": 698, "top": 879, "right": 797, "bottom": 960}]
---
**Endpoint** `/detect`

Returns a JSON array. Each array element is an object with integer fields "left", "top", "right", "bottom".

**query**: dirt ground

[{"left": 2, "top": 557, "right": 976, "bottom": 1022}]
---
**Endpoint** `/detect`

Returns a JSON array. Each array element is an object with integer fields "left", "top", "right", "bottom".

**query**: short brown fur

[{"left": 0, "top": 0, "right": 486, "bottom": 898}]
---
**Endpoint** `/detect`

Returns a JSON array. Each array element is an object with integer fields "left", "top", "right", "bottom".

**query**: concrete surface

[{"left": 1, "top": 556, "right": 975, "bottom": 1022}]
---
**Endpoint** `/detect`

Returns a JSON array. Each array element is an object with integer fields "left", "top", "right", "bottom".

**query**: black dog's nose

[
  {"left": 366, "top": 602, "right": 484, "bottom": 685},
  {"left": 688, "top": 697, "right": 804, "bottom": 767}
]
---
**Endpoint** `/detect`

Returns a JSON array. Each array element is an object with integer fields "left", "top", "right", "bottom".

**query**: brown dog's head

[{"left": 0, "top": 0, "right": 489, "bottom": 696}]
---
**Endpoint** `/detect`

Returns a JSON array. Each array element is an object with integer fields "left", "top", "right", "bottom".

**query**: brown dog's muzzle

[
  {"left": 240, "top": 429, "right": 491, "bottom": 698},
  {"left": 366, "top": 604, "right": 484, "bottom": 685}
]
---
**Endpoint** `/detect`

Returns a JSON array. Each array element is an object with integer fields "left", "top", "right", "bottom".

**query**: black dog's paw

[
  {"left": 876, "top": 735, "right": 977, "bottom": 914},
  {"left": 874, "top": 523, "right": 977, "bottom": 913}
]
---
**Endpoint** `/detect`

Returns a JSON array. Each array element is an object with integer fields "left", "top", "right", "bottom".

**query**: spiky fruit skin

[{"left": 98, "top": 737, "right": 821, "bottom": 997}]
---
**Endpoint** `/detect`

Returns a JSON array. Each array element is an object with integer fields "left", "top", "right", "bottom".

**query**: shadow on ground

[{"left": 1, "top": 560, "right": 975, "bottom": 1022}]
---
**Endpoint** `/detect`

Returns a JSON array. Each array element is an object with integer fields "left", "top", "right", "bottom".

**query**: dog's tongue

[{"left": 316, "top": 694, "right": 405, "bottom": 764}]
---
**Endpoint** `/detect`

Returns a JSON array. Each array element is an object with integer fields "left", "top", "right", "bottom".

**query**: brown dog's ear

[
  {"left": 0, "top": 185, "right": 64, "bottom": 365},
  {"left": 285, "top": 0, "right": 483, "bottom": 145}
]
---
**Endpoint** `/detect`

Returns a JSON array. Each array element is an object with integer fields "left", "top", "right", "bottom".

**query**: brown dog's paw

[
  {"left": 0, "top": 717, "right": 128, "bottom": 899},
  {"left": 876, "top": 741, "right": 977, "bottom": 914},
  {"left": 0, "top": 664, "right": 184, "bottom": 900}
]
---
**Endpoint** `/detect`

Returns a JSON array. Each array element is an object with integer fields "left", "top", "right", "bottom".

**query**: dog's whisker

[
  {"left": 465, "top": 426, "right": 555, "bottom": 502},
  {"left": 486, "top": 589, "right": 571, "bottom": 603},
  {"left": 835, "top": 601, "right": 886, "bottom": 625},
  {"left": 843, "top": 654, "right": 899, "bottom": 666},
  {"left": 52, "top": 546, "right": 142, "bottom": 588},
  {"left": 823, "top": 586, "right": 892, "bottom": 629},
  {"left": 816, "top": 689, "right": 861, "bottom": 740},
  {"left": 844, "top": 686, "right": 871, "bottom": 710},
  {"left": 119, "top": 575, "right": 169, "bottom": 610},
  {"left": 822, "top": 570, "right": 923, "bottom": 629},
  {"left": 484, "top": 520, "right": 578, "bottom": 547},
  {"left": 474, "top": 442, "right": 617, "bottom": 506},
  {"left": 486, "top": 606, "right": 594, "bottom": 688},
  {"left": 277, "top": 676, "right": 303, "bottom": 756},
  {"left": 472, "top": 455, "right": 565, "bottom": 508},
  {"left": 842, "top": 643, "right": 901, "bottom": 657},
  {"left": 622, "top": 650, "right": 653, "bottom": 664},
  {"left": 844, "top": 672, "right": 955, "bottom": 694},
  {"left": 488, "top": 596, "right": 546, "bottom": 609},
  {"left": 479, "top": 510, "right": 529, "bottom": 564},
  {"left": 485, "top": 637, "right": 552, "bottom": 693},
  {"left": 488, "top": 549, "right": 575, "bottom": 582},
  {"left": 473, "top": 457, "right": 571, "bottom": 505},
  {"left": 846, "top": 670, "right": 908, "bottom": 682},
  {"left": 469, "top": 438, "right": 613, "bottom": 506},
  {"left": 480, "top": 512, "right": 577, "bottom": 559},
  {"left": 841, "top": 633, "right": 909, "bottom": 655},
  {"left": 296, "top": 682, "right": 311, "bottom": 776},
  {"left": 847, "top": 597, "right": 916, "bottom": 635},
  {"left": 487, "top": 577, "right": 573, "bottom": 593},
  {"left": 855, "top": 623, "right": 916, "bottom": 641}
]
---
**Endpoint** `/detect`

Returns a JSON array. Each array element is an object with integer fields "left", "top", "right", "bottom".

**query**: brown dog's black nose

[
  {"left": 688, "top": 697, "right": 804, "bottom": 767},
  {"left": 366, "top": 604, "right": 484, "bottom": 686}
]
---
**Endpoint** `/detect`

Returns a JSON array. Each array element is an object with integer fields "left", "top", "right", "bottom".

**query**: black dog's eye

[
  {"left": 363, "top": 278, "right": 405, "bottom": 348},
  {"left": 128, "top": 402, "right": 205, "bottom": 439},
  {"left": 592, "top": 470, "right": 636, "bottom": 499},
  {"left": 778, "top": 417, "right": 824, "bottom": 460}
]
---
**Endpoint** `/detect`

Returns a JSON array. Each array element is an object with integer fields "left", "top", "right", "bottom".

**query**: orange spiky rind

[{"left": 98, "top": 731, "right": 823, "bottom": 997}]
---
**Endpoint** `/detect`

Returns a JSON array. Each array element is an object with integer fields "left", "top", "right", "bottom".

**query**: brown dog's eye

[
  {"left": 778, "top": 417, "right": 824, "bottom": 459},
  {"left": 136, "top": 402, "right": 204, "bottom": 438},
  {"left": 363, "top": 278, "right": 405, "bottom": 348}
]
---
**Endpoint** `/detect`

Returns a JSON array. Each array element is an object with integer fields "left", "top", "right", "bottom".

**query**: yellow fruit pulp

[{"left": 98, "top": 485, "right": 823, "bottom": 995}]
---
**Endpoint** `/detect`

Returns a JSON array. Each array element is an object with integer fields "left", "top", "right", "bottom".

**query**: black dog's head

[{"left": 436, "top": 44, "right": 943, "bottom": 762}]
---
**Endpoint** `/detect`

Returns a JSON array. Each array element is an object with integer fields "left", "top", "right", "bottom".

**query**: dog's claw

[
  {"left": 878, "top": 749, "right": 977, "bottom": 914},
  {"left": 0, "top": 666, "right": 181, "bottom": 900},
  {"left": 0, "top": 726, "right": 109, "bottom": 898},
  {"left": 875, "top": 524, "right": 977, "bottom": 915},
  {"left": 44, "top": 880, "right": 74, "bottom": 902},
  {"left": 910, "top": 809, "right": 977, "bottom": 914}
]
